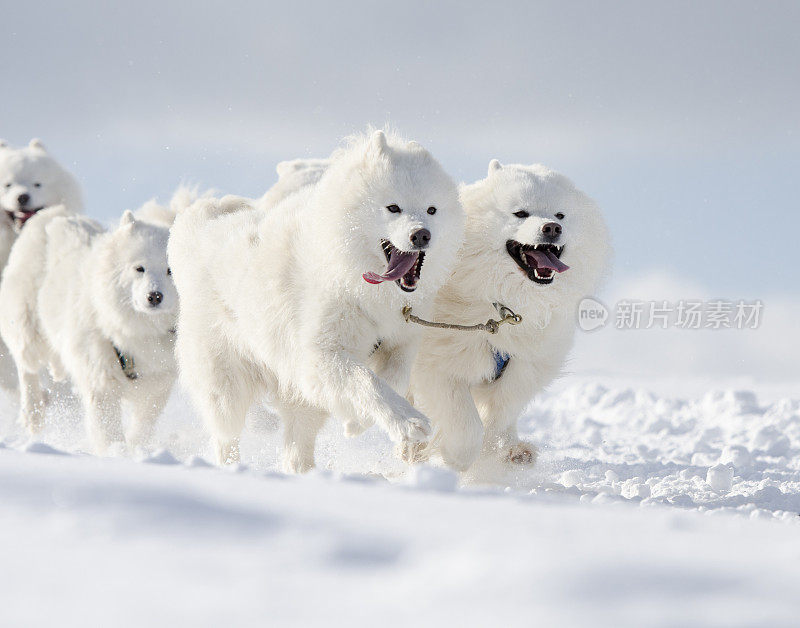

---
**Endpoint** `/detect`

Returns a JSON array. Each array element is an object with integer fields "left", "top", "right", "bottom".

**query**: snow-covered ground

[{"left": 1, "top": 380, "right": 799, "bottom": 627}]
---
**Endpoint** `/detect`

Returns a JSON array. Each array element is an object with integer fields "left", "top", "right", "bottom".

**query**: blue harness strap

[
  {"left": 113, "top": 345, "right": 138, "bottom": 380},
  {"left": 491, "top": 348, "right": 510, "bottom": 381}
]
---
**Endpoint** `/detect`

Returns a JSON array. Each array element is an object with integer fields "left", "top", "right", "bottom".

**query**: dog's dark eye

[
  {"left": 555, "top": 212, "right": 565, "bottom": 220},
  {"left": 135, "top": 266, "right": 145, "bottom": 273},
  {"left": 167, "top": 268, "right": 172, "bottom": 276},
  {"left": 4, "top": 183, "right": 9, "bottom": 188},
  {"left": 513, "top": 210, "right": 529, "bottom": 218},
  {"left": 33, "top": 182, "right": 41, "bottom": 188},
  {"left": 386, "top": 204, "right": 401, "bottom": 213},
  {"left": 427, "top": 206, "right": 437, "bottom": 215}
]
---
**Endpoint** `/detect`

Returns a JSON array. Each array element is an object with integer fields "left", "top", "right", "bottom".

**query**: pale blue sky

[{"left": 2, "top": 0, "right": 798, "bottom": 296}]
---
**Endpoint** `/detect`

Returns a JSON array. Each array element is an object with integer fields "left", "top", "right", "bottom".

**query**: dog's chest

[
  {"left": 489, "top": 347, "right": 511, "bottom": 381},
  {"left": 360, "top": 306, "right": 411, "bottom": 356},
  {"left": 115, "top": 335, "right": 176, "bottom": 379},
  {"left": 475, "top": 312, "right": 559, "bottom": 383}
]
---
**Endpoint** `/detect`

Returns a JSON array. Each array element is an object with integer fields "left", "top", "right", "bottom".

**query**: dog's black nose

[
  {"left": 541, "top": 222, "right": 562, "bottom": 239},
  {"left": 17, "top": 193, "right": 30, "bottom": 207},
  {"left": 147, "top": 291, "right": 163, "bottom": 306},
  {"left": 410, "top": 228, "right": 431, "bottom": 249}
]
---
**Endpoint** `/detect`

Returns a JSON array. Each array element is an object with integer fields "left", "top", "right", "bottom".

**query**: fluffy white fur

[
  {"left": 409, "top": 161, "right": 611, "bottom": 471},
  {"left": 0, "top": 208, "right": 177, "bottom": 452},
  {"left": 0, "top": 139, "right": 83, "bottom": 390},
  {"left": 169, "top": 130, "right": 464, "bottom": 471},
  {"left": 133, "top": 185, "right": 214, "bottom": 227},
  {"left": 255, "top": 158, "right": 330, "bottom": 210},
  {"left": 0, "top": 211, "right": 18, "bottom": 390},
  {"left": 0, "top": 138, "right": 82, "bottom": 235}
]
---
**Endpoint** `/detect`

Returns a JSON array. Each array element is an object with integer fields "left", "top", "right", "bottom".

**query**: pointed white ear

[
  {"left": 488, "top": 159, "right": 503, "bottom": 175},
  {"left": 406, "top": 140, "right": 424, "bottom": 151},
  {"left": 120, "top": 210, "right": 136, "bottom": 227},
  {"left": 371, "top": 130, "right": 387, "bottom": 153},
  {"left": 29, "top": 138, "right": 46, "bottom": 151}
]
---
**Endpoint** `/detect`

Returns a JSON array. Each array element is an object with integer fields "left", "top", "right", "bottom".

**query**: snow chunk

[
  {"left": 706, "top": 464, "right": 734, "bottom": 492},
  {"left": 561, "top": 470, "right": 583, "bottom": 488},
  {"left": 718, "top": 445, "right": 752, "bottom": 469},
  {"left": 23, "top": 442, "right": 68, "bottom": 456},
  {"left": 621, "top": 480, "right": 651, "bottom": 500},
  {"left": 144, "top": 449, "right": 180, "bottom": 465},
  {"left": 185, "top": 455, "right": 214, "bottom": 468},
  {"left": 406, "top": 465, "right": 458, "bottom": 492}
]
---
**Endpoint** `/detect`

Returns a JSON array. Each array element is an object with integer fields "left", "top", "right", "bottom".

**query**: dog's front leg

[
  {"left": 373, "top": 337, "right": 420, "bottom": 395},
  {"left": 125, "top": 376, "right": 174, "bottom": 450},
  {"left": 344, "top": 338, "right": 421, "bottom": 438},
  {"left": 307, "top": 304, "right": 429, "bottom": 444},
  {"left": 473, "top": 359, "right": 538, "bottom": 465},
  {"left": 17, "top": 367, "right": 47, "bottom": 435},
  {"left": 73, "top": 342, "right": 129, "bottom": 455},
  {"left": 306, "top": 348, "right": 430, "bottom": 446},
  {"left": 412, "top": 372, "right": 484, "bottom": 471},
  {"left": 81, "top": 388, "right": 124, "bottom": 455},
  {"left": 272, "top": 398, "right": 328, "bottom": 473}
]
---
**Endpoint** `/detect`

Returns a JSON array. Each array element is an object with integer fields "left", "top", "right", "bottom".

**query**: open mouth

[
  {"left": 6, "top": 207, "right": 44, "bottom": 228},
  {"left": 506, "top": 240, "right": 569, "bottom": 284},
  {"left": 362, "top": 239, "right": 425, "bottom": 292}
]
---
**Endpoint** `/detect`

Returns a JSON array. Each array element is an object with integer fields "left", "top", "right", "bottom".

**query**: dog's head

[
  {"left": 315, "top": 130, "right": 463, "bottom": 299},
  {"left": 100, "top": 211, "right": 177, "bottom": 334},
  {"left": 461, "top": 161, "right": 610, "bottom": 301},
  {"left": 0, "top": 139, "right": 83, "bottom": 230}
]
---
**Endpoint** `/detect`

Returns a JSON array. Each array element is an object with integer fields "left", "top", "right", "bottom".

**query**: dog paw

[
  {"left": 389, "top": 410, "right": 431, "bottom": 443},
  {"left": 395, "top": 440, "right": 430, "bottom": 465},
  {"left": 213, "top": 438, "right": 240, "bottom": 466},
  {"left": 282, "top": 454, "right": 315, "bottom": 474},
  {"left": 506, "top": 441, "right": 537, "bottom": 466}
]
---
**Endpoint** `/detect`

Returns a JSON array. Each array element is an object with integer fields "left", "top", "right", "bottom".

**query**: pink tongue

[
  {"left": 525, "top": 250, "right": 569, "bottom": 273},
  {"left": 363, "top": 249, "right": 419, "bottom": 285},
  {"left": 15, "top": 210, "right": 38, "bottom": 225}
]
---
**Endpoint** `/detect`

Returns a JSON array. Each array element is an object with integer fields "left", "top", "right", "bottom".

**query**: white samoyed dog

[
  {"left": 168, "top": 130, "right": 464, "bottom": 471},
  {"left": 0, "top": 139, "right": 83, "bottom": 390},
  {"left": 0, "top": 138, "right": 83, "bottom": 262},
  {"left": 0, "top": 208, "right": 178, "bottom": 453},
  {"left": 408, "top": 161, "right": 611, "bottom": 471}
]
